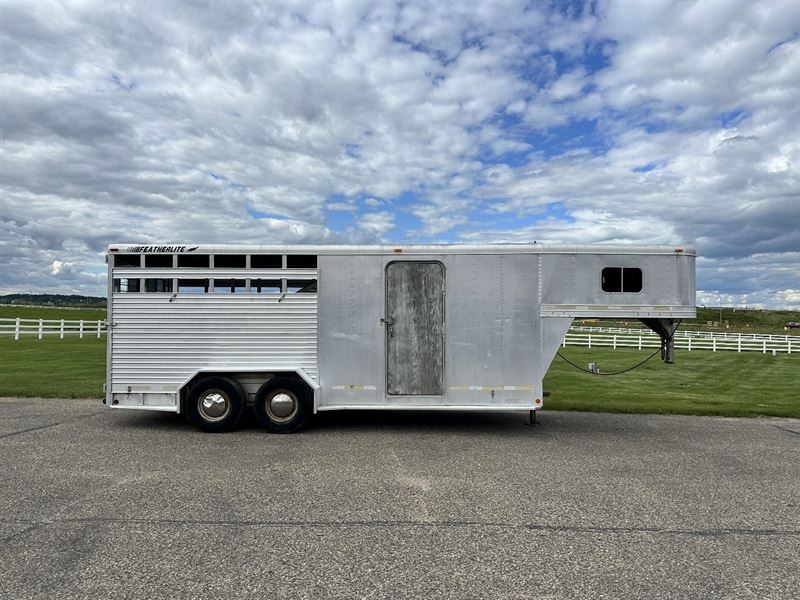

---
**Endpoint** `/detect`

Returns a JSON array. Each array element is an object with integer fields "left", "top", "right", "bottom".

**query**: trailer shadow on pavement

[{"left": 112, "top": 405, "right": 540, "bottom": 435}]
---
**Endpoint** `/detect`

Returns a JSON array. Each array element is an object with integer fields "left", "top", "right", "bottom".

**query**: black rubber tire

[
  {"left": 186, "top": 376, "right": 245, "bottom": 433},
  {"left": 253, "top": 377, "right": 312, "bottom": 433}
]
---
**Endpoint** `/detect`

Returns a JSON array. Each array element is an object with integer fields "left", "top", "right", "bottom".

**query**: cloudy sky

[{"left": 1, "top": 0, "right": 798, "bottom": 308}]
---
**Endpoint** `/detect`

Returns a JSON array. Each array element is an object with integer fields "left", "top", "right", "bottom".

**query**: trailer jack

[{"left": 639, "top": 318, "right": 679, "bottom": 364}]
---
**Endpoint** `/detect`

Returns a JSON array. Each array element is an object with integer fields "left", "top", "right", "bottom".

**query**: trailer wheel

[
  {"left": 186, "top": 376, "right": 245, "bottom": 433},
  {"left": 253, "top": 377, "right": 312, "bottom": 433}
]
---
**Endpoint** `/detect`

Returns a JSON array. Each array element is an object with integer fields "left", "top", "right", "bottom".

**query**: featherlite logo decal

[{"left": 126, "top": 245, "right": 199, "bottom": 252}]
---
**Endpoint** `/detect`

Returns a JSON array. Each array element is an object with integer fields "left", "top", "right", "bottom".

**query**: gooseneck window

[{"left": 601, "top": 267, "right": 643, "bottom": 293}]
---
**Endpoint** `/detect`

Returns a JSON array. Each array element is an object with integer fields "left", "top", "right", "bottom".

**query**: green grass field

[
  {"left": 0, "top": 333, "right": 797, "bottom": 417},
  {"left": 0, "top": 336, "right": 106, "bottom": 398},
  {"left": 543, "top": 347, "right": 798, "bottom": 418}
]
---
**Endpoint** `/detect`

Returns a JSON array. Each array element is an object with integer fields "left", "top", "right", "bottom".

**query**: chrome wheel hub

[
  {"left": 198, "top": 390, "right": 231, "bottom": 422},
  {"left": 267, "top": 392, "right": 297, "bottom": 421}
]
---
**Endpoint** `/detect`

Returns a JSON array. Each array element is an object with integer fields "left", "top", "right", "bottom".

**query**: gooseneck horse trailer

[{"left": 105, "top": 244, "right": 696, "bottom": 432}]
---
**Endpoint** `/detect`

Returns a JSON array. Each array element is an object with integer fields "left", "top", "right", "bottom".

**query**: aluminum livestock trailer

[{"left": 105, "top": 243, "right": 696, "bottom": 432}]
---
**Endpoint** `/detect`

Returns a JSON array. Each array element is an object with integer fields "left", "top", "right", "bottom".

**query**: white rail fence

[
  {"left": 565, "top": 326, "right": 796, "bottom": 354},
  {"left": 0, "top": 318, "right": 107, "bottom": 340}
]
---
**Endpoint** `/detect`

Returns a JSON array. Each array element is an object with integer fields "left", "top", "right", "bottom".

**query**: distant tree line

[{"left": 0, "top": 294, "right": 106, "bottom": 307}]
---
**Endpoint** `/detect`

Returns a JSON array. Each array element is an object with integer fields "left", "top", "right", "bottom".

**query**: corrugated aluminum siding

[{"left": 110, "top": 294, "right": 318, "bottom": 393}]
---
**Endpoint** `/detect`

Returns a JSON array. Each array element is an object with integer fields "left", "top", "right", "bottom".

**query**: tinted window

[
  {"left": 178, "top": 254, "right": 209, "bottom": 268},
  {"left": 602, "top": 267, "right": 622, "bottom": 292},
  {"left": 253, "top": 278, "right": 282, "bottom": 293},
  {"left": 213, "top": 279, "right": 246, "bottom": 293},
  {"left": 114, "top": 254, "right": 141, "bottom": 268},
  {"left": 145, "top": 254, "right": 173, "bottom": 267},
  {"left": 145, "top": 278, "right": 173, "bottom": 292},
  {"left": 251, "top": 255, "right": 283, "bottom": 268},
  {"left": 623, "top": 268, "right": 643, "bottom": 293},
  {"left": 602, "top": 267, "right": 642, "bottom": 293},
  {"left": 113, "top": 278, "right": 140, "bottom": 292},
  {"left": 214, "top": 255, "right": 246, "bottom": 268},
  {"left": 287, "top": 255, "right": 317, "bottom": 269}
]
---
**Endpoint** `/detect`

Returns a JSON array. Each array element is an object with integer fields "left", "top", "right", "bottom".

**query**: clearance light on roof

[
  {"left": 674, "top": 247, "right": 684, "bottom": 253},
  {"left": 393, "top": 248, "right": 403, "bottom": 253}
]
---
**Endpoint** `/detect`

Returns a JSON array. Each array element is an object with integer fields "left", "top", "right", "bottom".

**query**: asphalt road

[{"left": 1, "top": 398, "right": 798, "bottom": 600}]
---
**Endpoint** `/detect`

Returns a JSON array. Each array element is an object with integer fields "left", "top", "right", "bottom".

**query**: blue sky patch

[
  {"left": 633, "top": 162, "right": 659, "bottom": 173},
  {"left": 718, "top": 108, "right": 751, "bottom": 127},
  {"left": 524, "top": 118, "right": 610, "bottom": 158}
]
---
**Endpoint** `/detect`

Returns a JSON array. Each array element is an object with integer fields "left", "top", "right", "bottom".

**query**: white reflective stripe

[
  {"left": 331, "top": 385, "right": 377, "bottom": 391},
  {"left": 448, "top": 385, "right": 536, "bottom": 392}
]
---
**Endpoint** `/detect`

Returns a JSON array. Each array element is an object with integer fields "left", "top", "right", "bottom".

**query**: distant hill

[{"left": 0, "top": 294, "right": 106, "bottom": 308}]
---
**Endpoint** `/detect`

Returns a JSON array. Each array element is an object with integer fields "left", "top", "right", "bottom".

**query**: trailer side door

[{"left": 385, "top": 261, "right": 445, "bottom": 395}]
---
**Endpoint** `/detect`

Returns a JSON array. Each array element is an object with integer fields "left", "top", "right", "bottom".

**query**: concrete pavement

[{"left": 1, "top": 397, "right": 798, "bottom": 599}]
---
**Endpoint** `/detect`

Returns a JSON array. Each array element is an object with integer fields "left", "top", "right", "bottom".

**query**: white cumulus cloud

[{"left": 0, "top": 0, "right": 797, "bottom": 307}]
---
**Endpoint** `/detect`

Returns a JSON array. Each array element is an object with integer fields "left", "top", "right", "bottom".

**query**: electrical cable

[
  {"left": 556, "top": 320, "right": 683, "bottom": 376},
  {"left": 556, "top": 346, "right": 661, "bottom": 375}
]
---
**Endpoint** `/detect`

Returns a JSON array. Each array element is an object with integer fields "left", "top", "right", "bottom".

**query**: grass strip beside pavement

[
  {"left": 0, "top": 336, "right": 106, "bottom": 398},
  {"left": 543, "top": 347, "right": 799, "bottom": 418}
]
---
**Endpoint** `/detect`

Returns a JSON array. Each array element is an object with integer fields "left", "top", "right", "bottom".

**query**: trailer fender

[{"left": 177, "top": 368, "right": 320, "bottom": 414}]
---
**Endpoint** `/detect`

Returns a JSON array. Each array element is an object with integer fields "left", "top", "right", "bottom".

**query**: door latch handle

[{"left": 381, "top": 317, "right": 394, "bottom": 337}]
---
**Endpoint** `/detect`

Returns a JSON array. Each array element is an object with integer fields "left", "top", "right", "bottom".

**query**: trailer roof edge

[{"left": 107, "top": 243, "right": 697, "bottom": 256}]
